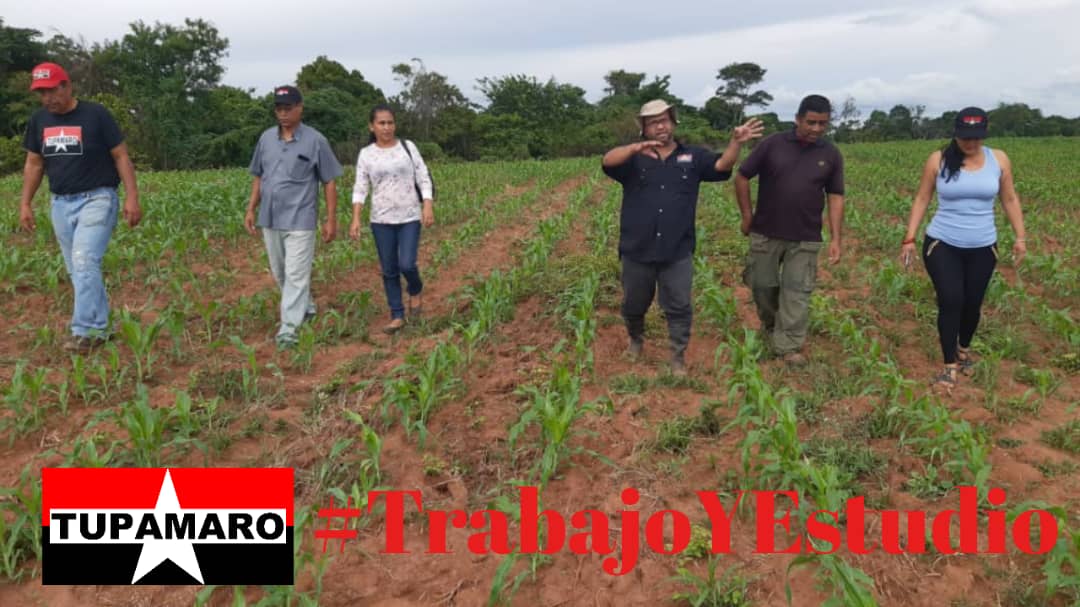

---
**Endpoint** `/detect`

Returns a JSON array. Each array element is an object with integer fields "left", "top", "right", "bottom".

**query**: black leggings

[{"left": 922, "top": 237, "right": 997, "bottom": 364}]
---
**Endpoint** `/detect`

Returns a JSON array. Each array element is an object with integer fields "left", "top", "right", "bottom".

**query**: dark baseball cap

[
  {"left": 273, "top": 85, "right": 302, "bottom": 105},
  {"left": 954, "top": 107, "right": 988, "bottom": 139}
]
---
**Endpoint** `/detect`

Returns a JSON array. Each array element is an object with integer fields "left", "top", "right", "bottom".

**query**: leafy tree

[
  {"left": 104, "top": 18, "right": 229, "bottom": 168},
  {"left": 636, "top": 75, "right": 684, "bottom": 107},
  {"left": 392, "top": 58, "right": 472, "bottom": 143},
  {"left": 833, "top": 96, "right": 862, "bottom": 142},
  {"left": 476, "top": 74, "right": 590, "bottom": 157},
  {"left": 602, "top": 70, "right": 645, "bottom": 98},
  {"left": 293, "top": 56, "right": 385, "bottom": 160},
  {"left": 297, "top": 56, "right": 383, "bottom": 103},
  {"left": 43, "top": 34, "right": 115, "bottom": 97},
  {"left": 860, "top": 109, "right": 889, "bottom": 142},
  {"left": 431, "top": 104, "right": 480, "bottom": 159},
  {"left": 194, "top": 85, "right": 267, "bottom": 167},
  {"left": 300, "top": 86, "right": 366, "bottom": 160},
  {"left": 714, "top": 62, "right": 773, "bottom": 124},
  {"left": 0, "top": 19, "right": 44, "bottom": 78},
  {"left": 702, "top": 97, "right": 739, "bottom": 131},
  {"left": 0, "top": 19, "right": 47, "bottom": 137},
  {"left": 989, "top": 103, "right": 1044, "bottom": 137}
]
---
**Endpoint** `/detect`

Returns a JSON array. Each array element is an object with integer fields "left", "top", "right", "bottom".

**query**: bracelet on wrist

[{"left": 901, "top": 237, "right": 915, "bottom": 245}]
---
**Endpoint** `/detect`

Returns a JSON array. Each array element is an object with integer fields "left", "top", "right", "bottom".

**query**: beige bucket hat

[{"left": 638, "top": 99, "right": 678, "bottom": 135}]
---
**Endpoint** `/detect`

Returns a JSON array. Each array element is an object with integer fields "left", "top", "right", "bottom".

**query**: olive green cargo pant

[{"left": 742, "top": 233, "right": 822, "bottom": 355}]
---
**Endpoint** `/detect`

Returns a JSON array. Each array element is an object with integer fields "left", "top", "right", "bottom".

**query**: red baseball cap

[{"left": 29, "top": 62, "right": 70, "bottom": 90}]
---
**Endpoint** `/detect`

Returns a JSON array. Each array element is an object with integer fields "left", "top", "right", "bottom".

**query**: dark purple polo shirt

[{"left": 738, "top": 130, "right": 845, "bottom": 242}]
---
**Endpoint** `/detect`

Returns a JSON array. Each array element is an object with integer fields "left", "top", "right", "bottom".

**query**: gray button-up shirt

[{"left": 249, "top": 122, "right": 343, "bottom": 231}]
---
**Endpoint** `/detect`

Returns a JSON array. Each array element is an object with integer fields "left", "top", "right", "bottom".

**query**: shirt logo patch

[
  {"left": 676, "top": 153, "right": 693, "bottom": 163},
  {"left": 42, "top": 126, "right": 83, "bottom": 157},
  {"left": 818, "top": 160, "right": 826, "bottom": 167}
]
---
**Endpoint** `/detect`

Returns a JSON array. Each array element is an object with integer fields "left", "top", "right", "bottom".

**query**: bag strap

[{"left": 399, "top": 138, "right": 423, "bottom": 203}]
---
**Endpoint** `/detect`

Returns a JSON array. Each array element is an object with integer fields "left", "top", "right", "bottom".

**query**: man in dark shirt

[
  {"left": 602, "top": 99, "right": 762, "bottom": 375},
  {"left": 734, "top": 94, "right": 845, "bottom": 366},
  {"left": 19, "top": 62, "right": 142, "bottom": 353}
]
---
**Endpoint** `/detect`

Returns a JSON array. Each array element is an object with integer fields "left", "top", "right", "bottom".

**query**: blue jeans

[
  {"left": 371, "top": 221, "right": 423, "bottom": 319},
  {"left": 50, "top": 187, "right": 119, "bottom": 337}
]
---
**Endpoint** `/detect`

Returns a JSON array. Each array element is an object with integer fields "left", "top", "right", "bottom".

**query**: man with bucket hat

[
  {"left": 18, "top": 61, "right": 143, "bottom": 353},
  {"left": 245, "top": 85, "right": 343, "bottom": 349},
  {"left": 602, "top": 99, "right": 763, "bottom": 375}
]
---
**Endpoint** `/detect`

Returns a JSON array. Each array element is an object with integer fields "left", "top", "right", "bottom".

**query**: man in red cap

[{"left": 18, "top": 62, "right": 142, "bottom": 352}]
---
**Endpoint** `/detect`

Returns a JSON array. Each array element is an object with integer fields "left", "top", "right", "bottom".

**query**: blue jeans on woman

[
  {"left": 50, "top": 187, "right": 119, "bottom": 337},
  {"left": 371, "top": 221, "right": 423, "bottom": 320}
]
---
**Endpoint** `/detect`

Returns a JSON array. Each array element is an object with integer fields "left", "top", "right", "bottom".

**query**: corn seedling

[
  {"left": 116, "top": 310, "right": 166, "bottom": 383},
  {"left": 670, "top": 556, "right": 751, "bottom": 607}
]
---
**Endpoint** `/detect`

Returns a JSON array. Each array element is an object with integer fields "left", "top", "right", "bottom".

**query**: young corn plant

[
  {"left": 486, "top": 481, "right": 554, "bottom": 607},
  {"left": 115, "top": 384, "right": 171, "bottom": 467},
  {"left": 1042, "top": 520, "right": 1080, "bottom": 603},
  {"left": 195, "top": 300, "right": 222, "bottom": 343},
  {"left": 382, "top": 342, "right": 463, "bottom": 446},
  {"left": 116, "top": 310, "right": 166, "bottom": 383},
  {"left": 290, "top": 325, "right": 318, "bottom": 374},
  {"left": 905, "top": 405, "right": 992, "bottom": 500},
  {"left": 61, "top": 434, "right": 119, "bottom": 467},
  {"left": 694, "top": 255, "right": 738, "bottom": 332},
  {"left": 670, "top": 556, "right": 751, "bottom": 607},
  {"left": 0, "top": 468, "right": 43, "bottom": 581},
  {"left": 787, "top": 552, "right": 879, "bottom": 607},
  {"left": 558, "top": 271, "right": 600, "bottom": 374},
  {"left": 464, "top": 270, "right": 517, "bottom": 334},
  {"left": 114, "top": 385, "right": 210, "bottom": 466},
  {"left": 230, "top": 335, "right": 263, "bottom": 403},
  {"left": 2, "top": 360, "right": 52, "bottom": 439},
  {"left": 328, "top": 410, "right": 384, "bottom": 529},
  {"left": 508, "top": 364, "right": 602, "bottom": 485}
]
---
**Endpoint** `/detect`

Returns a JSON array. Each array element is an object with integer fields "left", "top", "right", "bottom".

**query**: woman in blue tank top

[{"left": 899, "top": 107, "right": 1027, "bottom": 393}]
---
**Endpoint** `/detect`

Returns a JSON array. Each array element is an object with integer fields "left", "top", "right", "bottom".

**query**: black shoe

[
  {"left": 626, "top": 337, "right": 643, "bottom": 360},
  {"left": 670, "top": 352, "right": 687, "bottom": 376}
]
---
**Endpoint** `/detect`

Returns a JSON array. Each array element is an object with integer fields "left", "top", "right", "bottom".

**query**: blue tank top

[{"left": 926, "top": 146, "right": 1001, "bottom": 248}]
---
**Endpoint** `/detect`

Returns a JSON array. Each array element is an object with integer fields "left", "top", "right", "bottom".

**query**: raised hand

[{"left": 733, "top": 118, "right": 765, "bottom": 144}]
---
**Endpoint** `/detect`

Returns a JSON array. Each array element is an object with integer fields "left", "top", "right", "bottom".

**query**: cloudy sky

[{"left": 7, "top": 0, "right": 1079, "bottom": 118}]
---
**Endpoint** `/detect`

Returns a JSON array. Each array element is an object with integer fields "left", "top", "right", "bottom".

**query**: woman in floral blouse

[{"left": 350, "top": 104, "right": 435, "bottom": 334}]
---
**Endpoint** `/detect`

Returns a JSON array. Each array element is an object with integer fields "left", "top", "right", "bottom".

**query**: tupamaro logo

[{"left": 42, "top": 468, "right": 294, "bottom": 585}]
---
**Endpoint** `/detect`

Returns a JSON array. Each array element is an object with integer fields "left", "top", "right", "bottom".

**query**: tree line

[{"left": 3, "top": 18, "right": 1078, "bottom": 174}]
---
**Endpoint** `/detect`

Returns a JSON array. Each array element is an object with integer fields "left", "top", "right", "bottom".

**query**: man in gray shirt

[{"left": 245, "top": 85, "right": 343, "bottom": 348}]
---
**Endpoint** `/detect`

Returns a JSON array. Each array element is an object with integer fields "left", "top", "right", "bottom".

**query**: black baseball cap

[
  {"left": 273, "top": 85, "right": 302, "bottom": 105},
  {"left": 954, "top": 107, "right": 988, "bottom": 139}
]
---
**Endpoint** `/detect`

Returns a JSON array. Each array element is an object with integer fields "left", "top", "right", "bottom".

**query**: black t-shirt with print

[{"left": 23, "top": 100, "right": 123, "bottom": 195}]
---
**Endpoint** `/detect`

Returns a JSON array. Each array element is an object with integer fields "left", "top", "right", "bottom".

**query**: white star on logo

[
  {"left": 130, "top": 470, "right": 205, "bottom": 584},
  {"left": 52, "top": 128, "right": 70, "bottom": 153}
]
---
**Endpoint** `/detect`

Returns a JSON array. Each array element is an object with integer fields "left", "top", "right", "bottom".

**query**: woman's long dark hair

[
  {"left": 940, "top": 139, "right": 964, "bottom": 183},
  {"left": 368, "top": 103, "right": 395, "bottom": 145}
]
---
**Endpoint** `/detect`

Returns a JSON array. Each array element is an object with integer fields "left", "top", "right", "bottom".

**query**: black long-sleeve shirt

[{"left": 602, "top": 142, "right": 731, "bottom": 263}]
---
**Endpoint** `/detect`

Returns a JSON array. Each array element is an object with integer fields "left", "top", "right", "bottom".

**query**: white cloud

[{"left": 7, "top": 0, "right": 1080, "bottom": 117}]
